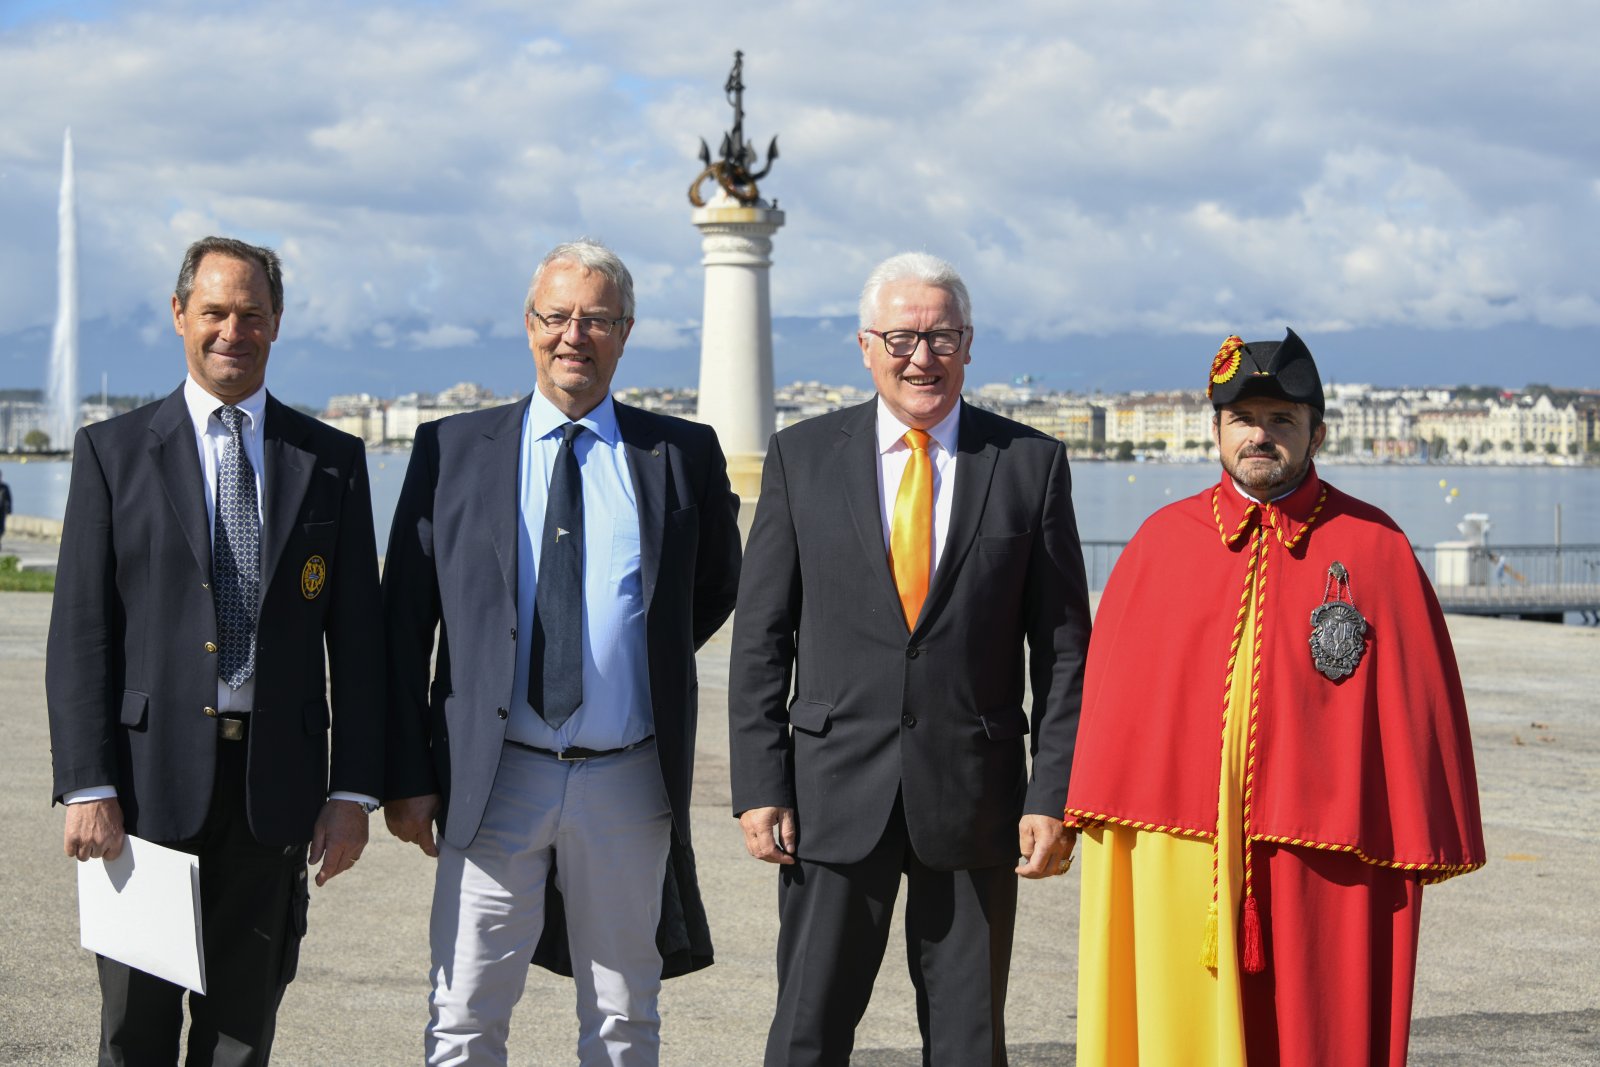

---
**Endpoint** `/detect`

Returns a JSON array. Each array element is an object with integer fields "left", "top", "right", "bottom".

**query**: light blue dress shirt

[{"left": 506, "top": 390, "right": 652, "bottom": 751}]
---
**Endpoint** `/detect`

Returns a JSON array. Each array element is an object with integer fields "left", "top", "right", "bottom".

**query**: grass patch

[{"left": 0, "top": 556, "right": 54, "bottom": 592}]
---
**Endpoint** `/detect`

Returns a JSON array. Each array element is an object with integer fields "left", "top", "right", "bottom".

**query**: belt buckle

[
  {"left": 556, "top": 749, "right": 587, "bottom": 762},
  {"left": 218, "top": 717, "right": 247, "bottom": 742}
]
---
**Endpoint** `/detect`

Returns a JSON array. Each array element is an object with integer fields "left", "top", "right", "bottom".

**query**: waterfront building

[
  {"left": 0, "top": 397, "right": 50, "bottom": 451},
  {"left": 1324, "top": 387, "right": 1417, "bottom": 458},
  {"left": 1102, "top": 392, "right": 1212, "bottom": 453},
  {"left": 323, "top": 392, "right": 386, "bottom": 445},
  {"left": 1415, "top": 394, "right": 1585, "bottom": 460}
]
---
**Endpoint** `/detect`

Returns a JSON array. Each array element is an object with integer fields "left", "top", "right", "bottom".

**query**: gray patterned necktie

[{"left": 213, "top": 405, "right": 260, "bottom": 689}]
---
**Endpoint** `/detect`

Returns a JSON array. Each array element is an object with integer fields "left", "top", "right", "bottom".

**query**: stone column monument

[{"left": 690, "top": 52, "right": 783, "bottom": 500}]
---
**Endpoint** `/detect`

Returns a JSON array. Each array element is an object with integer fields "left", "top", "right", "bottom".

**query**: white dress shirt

[{"left": 875, "top": 397, "right": 962, "bottom": 572}]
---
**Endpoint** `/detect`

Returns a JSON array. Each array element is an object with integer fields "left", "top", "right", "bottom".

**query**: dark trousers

[
  {"left": 764, "top": 795, "right": 1017, "bottom": 1067},
  {"left": 98, "top": 735, "right": 308, "bottom": 1067}
]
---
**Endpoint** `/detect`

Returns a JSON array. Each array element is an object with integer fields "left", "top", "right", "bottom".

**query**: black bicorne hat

[{"left": 1206, "top": 327, "right": 1323, "bottom": 412}]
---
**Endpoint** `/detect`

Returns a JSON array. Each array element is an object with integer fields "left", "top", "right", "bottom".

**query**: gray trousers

[{"left": 427, "top": 740, "right": 673, "bottom": 1067}]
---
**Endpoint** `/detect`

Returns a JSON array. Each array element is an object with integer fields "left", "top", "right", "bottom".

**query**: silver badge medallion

[{"left": 1309, "top": 561, "right": 1367, "bottom": 680}]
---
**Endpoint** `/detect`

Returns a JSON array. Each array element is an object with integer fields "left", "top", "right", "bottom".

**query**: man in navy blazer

[
  {"left": 383, "top": 239, "right": 741, "bottom": 1065},
  {"left": 47, "top": 236, "right": 385, "bottom": 1065},
  {"left": 729, "top": 252, "right": 1093, "bottom": 1065}
]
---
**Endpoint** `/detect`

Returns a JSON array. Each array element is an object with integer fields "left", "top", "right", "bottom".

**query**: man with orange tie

[{"left": 728, "top": 252, "right": 1093, "bottom": 1066}]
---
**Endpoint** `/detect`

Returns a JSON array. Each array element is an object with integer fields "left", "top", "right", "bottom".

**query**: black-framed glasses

[
  {"left": 864, "top": 327, "right": 970, "bottom": 357},
  {"left": 531, "top": 309, "right": 630, "bottom": 337}
]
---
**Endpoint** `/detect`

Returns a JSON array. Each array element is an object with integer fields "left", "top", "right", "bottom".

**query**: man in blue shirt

[{"left": 383, "top": 240, "right": 742, "bottom": 1066}]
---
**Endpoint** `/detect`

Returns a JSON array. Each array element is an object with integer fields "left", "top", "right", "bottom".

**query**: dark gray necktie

[
  {"left": 213, "top": 405, "right": 260, "bottom": 690},
  {"left": 529, "top": 422, "right": 584, "bottom": 726}
]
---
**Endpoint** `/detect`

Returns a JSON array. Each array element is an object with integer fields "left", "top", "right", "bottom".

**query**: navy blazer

[
  {"left": 382, "top": 396, "right": 742, "bottom": 850},
  {"left": 46, "top": 386, "right": 386, "bottom": 846},
  {"left": 728, "top": 399, "right": 1093, "bottom": 869}
]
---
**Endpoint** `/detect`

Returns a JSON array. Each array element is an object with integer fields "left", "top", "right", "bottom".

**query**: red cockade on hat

[{"left": 1208, "top": 335, "right": 1244, "bottom": 398}]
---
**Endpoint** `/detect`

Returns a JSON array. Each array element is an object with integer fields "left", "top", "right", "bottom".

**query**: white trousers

[{"left": 426, "top": 740, "right": 673, "bottom": 1067}]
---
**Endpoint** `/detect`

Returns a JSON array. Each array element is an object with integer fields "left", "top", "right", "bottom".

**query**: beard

[{"left": 1224, "top": 445, "right": 1312, "bottom": 500}]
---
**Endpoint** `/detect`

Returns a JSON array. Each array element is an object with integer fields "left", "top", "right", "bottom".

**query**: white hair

[
  {"left": 524, "top": 238, "right": 635, "bottom": 319},
  {"left": 857, "top": 252, "right": 972, "bottom": 330}
]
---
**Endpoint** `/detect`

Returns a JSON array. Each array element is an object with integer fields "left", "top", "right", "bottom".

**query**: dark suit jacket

[
  {"left": 46, "top": 386, "right": 385, "bottom": 846},
  {"left": 382, "top": 396, "right": 741, "bottom": 974},
  {"left": 728, "top": 399, "right": 1092, "bottom": 870}
]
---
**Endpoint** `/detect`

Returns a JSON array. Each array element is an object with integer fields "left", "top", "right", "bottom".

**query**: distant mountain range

[{"left": 1, "top": 316, "right": 1594, "bottom": 409}]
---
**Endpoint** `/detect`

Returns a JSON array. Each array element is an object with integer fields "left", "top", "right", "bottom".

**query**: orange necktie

[{"left": 890, "top": 429, "right": 933, "bottom": 630}]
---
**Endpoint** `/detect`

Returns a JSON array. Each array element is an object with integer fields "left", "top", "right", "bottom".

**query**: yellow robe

[{"left": 1074, "top": 578, "right": 1259, "bottom": 1065}]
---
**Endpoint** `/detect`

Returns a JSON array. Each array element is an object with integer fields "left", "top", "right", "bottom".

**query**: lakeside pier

[{"left": 1, "top": 566, "right": 1597, "bottom": 1062}]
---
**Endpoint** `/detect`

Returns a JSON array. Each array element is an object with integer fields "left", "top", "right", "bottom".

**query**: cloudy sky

[{"left": 2, "top": 0, "right": 1597, "bottom": 405}]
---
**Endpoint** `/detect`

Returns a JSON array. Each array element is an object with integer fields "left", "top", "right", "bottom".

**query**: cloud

[
  {"left": 625, "top": 316, "right": 697, "bottom": 351},
  {"left": 1, "top": 0, "right": 1596, "bottom": 379},
  {"left": 408, "top": 323, "right": 479, "bottom": 349}
]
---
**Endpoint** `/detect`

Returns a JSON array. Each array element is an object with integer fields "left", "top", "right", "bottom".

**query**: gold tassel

[{"left": 1199, "top": 901, "right": 1219, "bottom": 969}]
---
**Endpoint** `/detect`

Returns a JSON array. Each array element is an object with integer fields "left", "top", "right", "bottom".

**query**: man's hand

[
  {"left": 385, "top": 794, "right": 441, "bottom": 858},
  {"left": 1015, "top": 815, "right": 1076, "bottom": 880},
  {"left": 309, "top": 799, "right": 369, "bottom": 887},
  {"left": 739, "top": 806, "right": 797, "bottom": 865},
  {"left": 64, "top": 798, "right": 126, "bottom": 862}
]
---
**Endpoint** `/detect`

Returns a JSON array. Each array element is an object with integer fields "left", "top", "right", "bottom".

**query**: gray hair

[
  {"left": 524, "top": 239, "right": 635, "bottom": 320},
  {"left": 175, "top": 236, "right": 284, "bottom": 315},
  {"left": 857, "top": 252, "right": 972, "bottom": 330}
]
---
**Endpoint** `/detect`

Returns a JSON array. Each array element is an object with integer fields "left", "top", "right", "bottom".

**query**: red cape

[{"left": 1066, "top": 467, "right": 1485, "bottom": 879}]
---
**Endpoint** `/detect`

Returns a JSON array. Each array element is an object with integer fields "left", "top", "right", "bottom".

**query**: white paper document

[{"left": 77, "top": 834, "right": 206, "bottom": 994}]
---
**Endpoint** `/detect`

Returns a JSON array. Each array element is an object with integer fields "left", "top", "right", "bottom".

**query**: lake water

[{"left": 7, "top": 453, "right": 1596, "bottom": 552}]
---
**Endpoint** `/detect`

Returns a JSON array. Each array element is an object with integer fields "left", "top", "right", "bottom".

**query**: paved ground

[{"left": 1, "top": 580, "right": 1596, "bottom": 1064}]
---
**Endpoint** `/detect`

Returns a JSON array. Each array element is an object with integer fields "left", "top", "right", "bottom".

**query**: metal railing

[
  {"left": 1080, "top": 541, "right": 1128, "bottom": 591},
  {"left": 1410, "top": 543, "right": 1600, "bottom": 616},
  {"left": 1083, "top": 541, "right": 1600, "bottom": 614}
]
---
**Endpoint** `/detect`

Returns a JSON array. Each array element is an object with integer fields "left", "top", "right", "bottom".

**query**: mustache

[{"left": 1240, "top": 447, "right": 1281, "bottom": 459}]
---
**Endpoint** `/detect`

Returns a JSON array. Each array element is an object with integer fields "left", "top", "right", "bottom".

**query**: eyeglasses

[
  {"left": 864, "top": 327, "right": 970, "bottom": 357},
  {"left": 531, "top": 309, "right": 630, "bottom": 337}
]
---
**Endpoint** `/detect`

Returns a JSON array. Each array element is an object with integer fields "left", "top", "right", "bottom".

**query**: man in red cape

[{"left": 1066, "top": 329, "right": 1485, "bottom": 1066}]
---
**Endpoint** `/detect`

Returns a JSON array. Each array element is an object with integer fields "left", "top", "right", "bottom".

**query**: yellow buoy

[
  {"left": 1127, "top": 475, "right": 1136, "bottom": 484},
  {"left": 1438, "top": 479, "right": 1448, "bottom": 489}
]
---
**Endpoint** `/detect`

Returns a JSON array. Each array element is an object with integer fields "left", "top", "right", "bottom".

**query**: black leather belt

[
  {"left": 506, "top": 735, "right": 653, "bottom": 761},
  {"left": 218, "top": 714, "right": 250, "bottom": 742}
]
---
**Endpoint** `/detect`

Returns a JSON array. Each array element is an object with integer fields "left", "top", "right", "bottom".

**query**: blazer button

[
  {"left": 203, "top": 706, "right": 218, "bottom": 718},
  {"left": 510, "top": 627, "right": 517, "bottom": 640},
  {"left": 497, "top": 707, "right": 508, "bottom": 719},
  {"left": 906, "top": 647, "right": 920, "bottom": 660},
  {"left": 204, "top": 641, "right": 218, "bottom": 653},
  {"left": 902, "top": 712, "right": 917, "bottom": 728}
]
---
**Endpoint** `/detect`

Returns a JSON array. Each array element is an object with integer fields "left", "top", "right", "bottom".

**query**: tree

[
  {"left": 1456, "top": 438, "right": 1470, "bottom": 453},
  {"left": 1113, "top": 440, "right": 1135, "bottom": 461},
  {"left": 1475, "top": 440, "right": 1494, "bottom": 455},
  {"left": 1521, "top": 440, "right": 1537, "bottom": 454},
  {"left": 22, "top": 429, "right": 50, "bottom": 451},
  {"left": 1544, "top": 442, "right": 1558, "bottom": 455}
]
